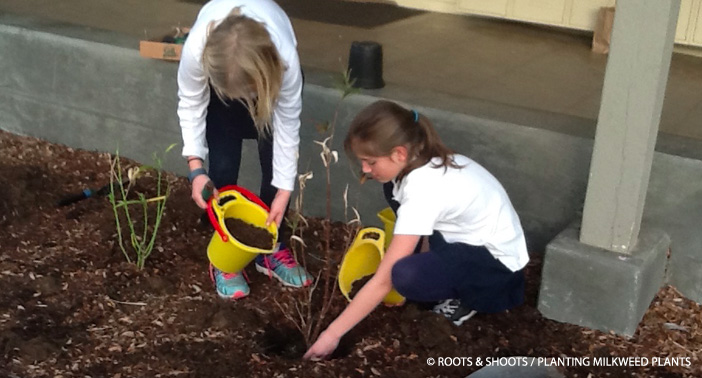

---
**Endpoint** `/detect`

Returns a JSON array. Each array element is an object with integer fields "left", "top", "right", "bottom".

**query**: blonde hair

[
  {"left": 202, "top": 8, "right": 283, "bottom": 134},
  {"left": 344, "top": 100, "right": 461, "bottom": 183}
]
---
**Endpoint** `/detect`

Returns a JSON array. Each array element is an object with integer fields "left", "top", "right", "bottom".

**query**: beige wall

[{"left": 398, "top": 0, "right": 702, "bottom": 47}]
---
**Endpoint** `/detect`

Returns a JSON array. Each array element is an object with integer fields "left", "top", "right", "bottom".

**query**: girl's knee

[{"left": 391, "top": 259, "right": 417, "bottom": 293}]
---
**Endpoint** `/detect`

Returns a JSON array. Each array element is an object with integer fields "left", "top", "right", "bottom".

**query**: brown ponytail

[{"left": 344, "top": 100, "right": 461, "bottom": 183}]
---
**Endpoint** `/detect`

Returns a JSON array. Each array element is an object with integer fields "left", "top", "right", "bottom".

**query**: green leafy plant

[{"left": 107, "top": 144, "right": 176, "bottom": 269}]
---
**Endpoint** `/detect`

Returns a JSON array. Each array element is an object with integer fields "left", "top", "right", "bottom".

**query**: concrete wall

[
  {"left": 644, "top": 153, "right": 702, "bottom": 299},
  {"left": 2, "top": 14, "right": 702, "bottom": 302},
  {"left": 0, "top": 14, "right": 184, "bottom": 172}
]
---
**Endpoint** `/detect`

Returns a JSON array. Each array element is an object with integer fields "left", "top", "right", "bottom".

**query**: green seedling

[{"left": 107, "top": 144, "right": 176, "bottom": 269}]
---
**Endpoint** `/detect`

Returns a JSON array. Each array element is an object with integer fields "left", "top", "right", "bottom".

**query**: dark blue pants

[{"left": 383, "top": 183, "right": 525, "bottom": 313}]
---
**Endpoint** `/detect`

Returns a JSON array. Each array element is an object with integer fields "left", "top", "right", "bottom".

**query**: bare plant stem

[
  {"left": 274, "top": 72, "right": 358, "bottom": 349},
  {"left": 108, "top": 155, "right": 131, "bottom": 264},
  {"left": 275, "top": 298, "right": 305, "bottom": 337},
  {"left": 310, "top": 161, "right": 334, "bottom": 344}
]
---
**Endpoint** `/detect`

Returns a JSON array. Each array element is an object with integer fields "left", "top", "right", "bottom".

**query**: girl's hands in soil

[
  {"left": 303, "top": 330, "right": 339, "bottom": 360},
  {"left": 266, "top": 189, "right": 291, "bottom": 227},
  {"left": 191, "top": 175, "right": 217, "bottom": 209}
]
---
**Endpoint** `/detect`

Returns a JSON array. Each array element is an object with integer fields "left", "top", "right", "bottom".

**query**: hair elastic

[{"left": 412, "top": 109, "right": 419, "bottom": 123}]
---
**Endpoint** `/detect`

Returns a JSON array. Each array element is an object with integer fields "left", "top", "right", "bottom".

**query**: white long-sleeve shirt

[{"left": 177, "top": 0, "right": 302, "bottom": 191}]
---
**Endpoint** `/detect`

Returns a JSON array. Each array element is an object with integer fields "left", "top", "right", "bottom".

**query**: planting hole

[{"left": 256, "top": 324, "right": 306, "bottom": 360}]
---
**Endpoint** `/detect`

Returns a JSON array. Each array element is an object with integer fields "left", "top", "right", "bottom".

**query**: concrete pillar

[
  {"left": 538, "top": 0, "right": 678, "bottom": 336},
  {"left": 580, "top": 0, "right": 680, "bottom": 254}
]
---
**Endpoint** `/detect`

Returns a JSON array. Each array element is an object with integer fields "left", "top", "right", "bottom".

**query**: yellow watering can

[
  {"left": 338, "top": 227, "right": 405, "bottom": 306},
  {"left": 206, "top": 185, "right": 277, "bottom": 273}
]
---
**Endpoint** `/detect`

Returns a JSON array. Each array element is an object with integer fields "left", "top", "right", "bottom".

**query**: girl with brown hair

[{"left": 304, "top": 100, "right": 529, "bottom": 359}]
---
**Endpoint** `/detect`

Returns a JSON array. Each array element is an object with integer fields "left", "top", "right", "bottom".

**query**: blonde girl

[
  {"left": 304, "top": 100, "right": 529, "bottom": 359},
  {"left": 178, "top": 0, "right": 310, "bottom": 299}
]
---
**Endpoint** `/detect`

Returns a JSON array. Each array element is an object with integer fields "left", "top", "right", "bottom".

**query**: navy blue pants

[
  {"left": 383, "top": 183, "right": 525, "bottom": 313},
  {"left": 205, "top": 86, "right": 276, "bottom": 208}
]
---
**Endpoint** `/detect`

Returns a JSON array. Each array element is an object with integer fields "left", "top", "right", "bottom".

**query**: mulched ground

[{"left": 0, "top": 129, "right": 700, "bottom": 378}]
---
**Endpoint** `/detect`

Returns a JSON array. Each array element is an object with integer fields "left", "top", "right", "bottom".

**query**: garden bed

[{"left": 0, "top": 130, "right": 699, "bottom": 377}]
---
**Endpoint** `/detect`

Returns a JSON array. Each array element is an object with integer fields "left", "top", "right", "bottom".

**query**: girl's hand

[
  {"left": 266, "top": 189, "right": 291, "bottom": 227},
  {"left": 303, "top": 330, "right": 340, "bottom": 360},
  {"left": 191, "top": 174, "right": 214, "bottom": 209}
]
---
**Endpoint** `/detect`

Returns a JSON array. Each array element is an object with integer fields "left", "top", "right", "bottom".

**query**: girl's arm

[
  {"left": 269, "top": 49, "right": 302, "bottom": 193},
  {"left": 303, "top": 234, "right": 421, "bottom": 360},
  {"left": 266, "top": 49, "right": 302, "bottom": 227},
  {"left": 177, "top": 34, "right": 209, "bottom": 163},
  {"left": 177, "top": 33, "right": 211, "bottom": 209}
]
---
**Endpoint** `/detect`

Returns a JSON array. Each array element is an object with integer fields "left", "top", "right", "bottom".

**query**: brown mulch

[{"left": 0, "top": 129, "right": 700, "bottom": 378}]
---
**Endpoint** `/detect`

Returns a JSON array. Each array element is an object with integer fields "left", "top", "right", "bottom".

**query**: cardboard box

[
  {"left": 592, "top": 7, "right": 615, "bottom": 54},
  {"left": 139, "top": 28, "right": 189, "bottom": 61}
]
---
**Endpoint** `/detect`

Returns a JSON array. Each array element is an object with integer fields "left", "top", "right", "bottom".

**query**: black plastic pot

[{"left": 348, "top": 41, "right": 385, "bottom": 89}]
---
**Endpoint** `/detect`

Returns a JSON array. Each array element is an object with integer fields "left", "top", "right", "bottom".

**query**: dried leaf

[
  {"left": 290, "top": 235, "right": 307, "bottom": 247},
  {"left": 664, "top": 322, "right": 689, "bottom": 332}
]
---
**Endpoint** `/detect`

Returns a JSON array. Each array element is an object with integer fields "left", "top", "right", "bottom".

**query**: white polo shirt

[
  {"left": 177, "top": 0, "right": 302, "bottom": 191},
  {"left": 392, "top": 154, "right": 529, "bottom": 272}
]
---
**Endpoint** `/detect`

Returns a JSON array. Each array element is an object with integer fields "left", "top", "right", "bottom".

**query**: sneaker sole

[
  {"left": 453, "top": 310, "right": 477, "bottom": 326},
  {"left": 216, "top": 290, "right": 249, "bottom": 300},
  {"left": 255, "top": 263, "right": 311, "bottom": 288},
  {"left": 432, "top": 299, "right": 460, "bottom": 315}
]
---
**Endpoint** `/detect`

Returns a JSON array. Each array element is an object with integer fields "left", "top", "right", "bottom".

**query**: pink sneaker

[
  {"left": 254, "top": 244, "right": 312, "bottom": 288},
  {"left": 209, "top": 264, "right": 250, "bottom": 299}
]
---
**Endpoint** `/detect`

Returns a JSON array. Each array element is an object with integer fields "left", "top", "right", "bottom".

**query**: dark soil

[
  {"left": 224, "top": 218, "right": 275, "bottom": 250},
  {"left": 1, "top": 130, "right": 700, "bottom": 378},
  {"left": 348, "top": 275, "right": 373, "bottom": 299}
]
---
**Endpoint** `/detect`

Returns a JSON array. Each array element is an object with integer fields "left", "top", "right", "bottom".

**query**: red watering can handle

[
  {"left": 206, "top": 185, "right": 271, "bottom": 242},
  {"left": 217, "top": 185, "right": 270, "bottom": 211},
  {"left": 206, "top": 200, "right": 228, "bottom": 242}
]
